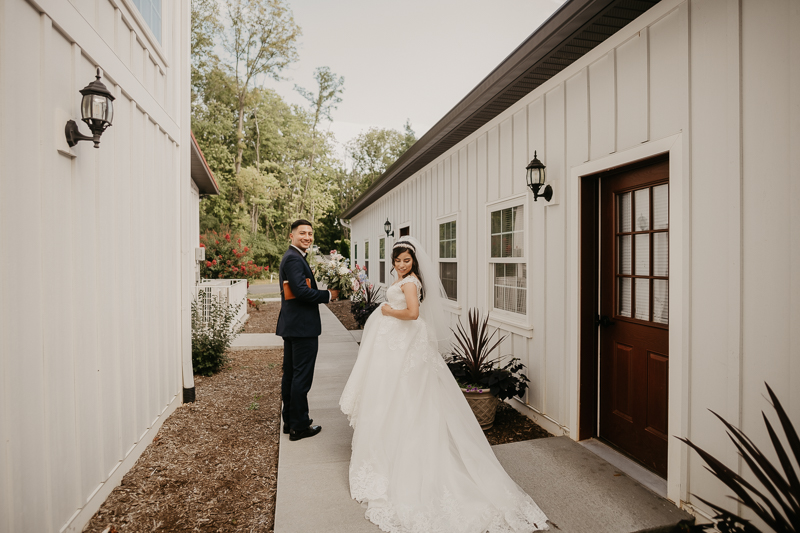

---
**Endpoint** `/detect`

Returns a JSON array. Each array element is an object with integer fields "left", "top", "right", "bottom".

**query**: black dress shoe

[
  {"left": 283, "top": 419, "right": 312, "bottom": 434},
  {"left": 289, "top": 425, "right": 322, "bottom": 441}
]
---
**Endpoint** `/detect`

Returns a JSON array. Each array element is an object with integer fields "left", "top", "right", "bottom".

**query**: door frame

[{"left": 567, "top": 134, "right": 688, "bottom": 505}]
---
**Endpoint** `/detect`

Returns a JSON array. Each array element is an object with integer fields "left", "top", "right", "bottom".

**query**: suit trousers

[{"left": 281, "top": 336, "right": 319, "bottom": 431}]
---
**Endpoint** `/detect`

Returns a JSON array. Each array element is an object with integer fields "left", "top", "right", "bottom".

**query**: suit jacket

[{"left": 276, "top": 247, "right": 330, "bottom": 337}]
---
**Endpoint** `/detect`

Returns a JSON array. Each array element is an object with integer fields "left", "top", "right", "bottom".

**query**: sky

[{"left": 259, "top": 0, "right": 568, "bottom": 157}]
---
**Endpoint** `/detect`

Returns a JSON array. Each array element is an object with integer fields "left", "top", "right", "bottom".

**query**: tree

[
  {"left": 295, "top": 67, "right": 345, "bottom": 215},
  {"left": 191, "top": 0, "right": 222, "bottom": 106},
  {"left": 221, "top": 0, "right": 301, "bottom": 178}
]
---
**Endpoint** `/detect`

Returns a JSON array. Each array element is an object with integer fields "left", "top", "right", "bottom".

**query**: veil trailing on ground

[{"left": 391, "top": 236, "right": 452, "bottom": 354}]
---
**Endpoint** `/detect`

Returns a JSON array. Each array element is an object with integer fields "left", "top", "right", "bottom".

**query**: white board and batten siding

[
  {"left": 0, "top": 1, "right": 193, "bottom": 531},
  {"left": 350, "top": 0, "right": 800, "bottom": 518}
]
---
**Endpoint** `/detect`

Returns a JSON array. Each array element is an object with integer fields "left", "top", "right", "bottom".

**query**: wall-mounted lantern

[
  {"left": 525, "top": 151, "right": 552, "bottom": 202},
  {"left": 384, "top": 218, "right": 395, "bottom": 238},
  {"left": 65, "top": 68, "right": 115, "bottom": 149}
]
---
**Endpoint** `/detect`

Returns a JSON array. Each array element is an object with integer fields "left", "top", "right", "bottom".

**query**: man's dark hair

[{"left": 291, "top": 219, "right": 313, "bottom": 232}]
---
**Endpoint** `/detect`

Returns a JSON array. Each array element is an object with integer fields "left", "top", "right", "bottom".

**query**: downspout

[{"left": 180, "top": 0, "right": 195, "bottom": 403}]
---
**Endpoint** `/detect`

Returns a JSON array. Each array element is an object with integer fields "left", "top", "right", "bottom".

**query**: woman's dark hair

[{"left": 391, "top": 245, "right": 425, "bottom": 301}]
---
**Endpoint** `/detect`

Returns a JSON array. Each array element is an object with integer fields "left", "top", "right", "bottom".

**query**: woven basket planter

[{"left": 461, "top": 388, "right": 499, "bottom": 430}]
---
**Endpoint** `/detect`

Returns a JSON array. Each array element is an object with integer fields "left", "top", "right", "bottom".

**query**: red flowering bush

[{"left": 199, "top": 227, "right": 269, "bottom": 280}]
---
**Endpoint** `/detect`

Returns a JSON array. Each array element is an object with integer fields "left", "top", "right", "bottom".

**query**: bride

[{"left": 340, "top": 237, "right": 549, "bottom": 533}]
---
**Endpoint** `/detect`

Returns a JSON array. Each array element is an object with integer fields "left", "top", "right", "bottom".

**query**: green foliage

[
  {"left": 446, "top": 308, "right": 530, "bottom": 401},
  {"left": 200, "top": 227, "right": 269, "bottom": 279},
  {"left": 190, "top": 1, "right": 416, "bottom": 260},
  {"left": 334, "top": 238, "right": 350, "bottom": 258},
  {"left": 676, "top": 383, "right": 800, "bottom": 533},
  {"left": 191, "top": 294, "right": 243, "bottom": 376}
]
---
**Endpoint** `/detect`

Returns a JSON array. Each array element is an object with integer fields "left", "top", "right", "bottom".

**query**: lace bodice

[{"left": 386, "top": 276, "right": 422, "bottom": 310}]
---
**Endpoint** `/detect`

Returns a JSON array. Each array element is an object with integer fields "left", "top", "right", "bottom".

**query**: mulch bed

[
  {"left": 326, "top": 299, "right": 360, "bottom": 330},
  {"left": 243, "top": 301, "right": 281, "bottom": 333},
  {"left": 84, "top": 349, "right": 283, "bottom": 533},
  {"left": 86, "top": 301, "right": 551, "bottom": 531},
  {"left": 244, "top": 299, "right": 360, "bottom": 333}
]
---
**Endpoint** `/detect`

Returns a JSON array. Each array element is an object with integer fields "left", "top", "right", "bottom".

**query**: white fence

[{"left": 195, "top": 279, "right": 248, "bottom": 331}]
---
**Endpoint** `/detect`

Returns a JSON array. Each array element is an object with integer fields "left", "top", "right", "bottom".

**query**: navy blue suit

[{"left": 277, "top": 246, "right": 330, "bottom": 431}]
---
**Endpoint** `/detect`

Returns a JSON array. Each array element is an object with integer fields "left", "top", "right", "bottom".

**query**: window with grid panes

[
  {"left": 439, "top": 221, "right": 457, "bottom": 300},
  {"left": 131, "top": 0, "right": 162, "bottom": 42},
  {"left": 364, "top": 241, "right": 369, "bottom": 278},
  {"left": 379, "top": 237, "right": 385, "bottom": 284},
  {"left": 490, "top": 206, "right": 526, "bottom": 314},
  {"left": 616, "top": 184, "right": 669, "bottom": 324}
]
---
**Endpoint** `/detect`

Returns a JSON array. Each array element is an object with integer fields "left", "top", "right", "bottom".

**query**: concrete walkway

[{"left": 242, "top": 306, "right": 692, "bottom": 533}]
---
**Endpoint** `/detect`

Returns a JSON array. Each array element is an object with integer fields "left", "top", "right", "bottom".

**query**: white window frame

[
  {"left": 364, "top": 239, "right": 370, "bottom": 280},
  {"left": 486, "top": 194, "right": 532, "bottom": 336},
  {"left": 120, "top": 0, "right": 169, "bottom": 66},
  {"left": 437, "top": 212, "right": 460, "bottom": 311},
  {"left": 378, "top": 236, "right": 386, "bottom": 285}
]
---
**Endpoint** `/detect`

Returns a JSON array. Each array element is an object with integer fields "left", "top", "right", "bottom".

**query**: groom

[{"left": 277, "top": 219, "right": 338, "bottom": 441}]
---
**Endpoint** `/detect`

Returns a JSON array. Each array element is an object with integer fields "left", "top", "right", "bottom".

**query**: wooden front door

[{"left": 599, "top": 159, "right": 669, "bottom": 477}]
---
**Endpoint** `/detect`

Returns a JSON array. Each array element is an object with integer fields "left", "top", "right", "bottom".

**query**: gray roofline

[{"left": 342, "top": 0, "right": 659, "bottom": 219}]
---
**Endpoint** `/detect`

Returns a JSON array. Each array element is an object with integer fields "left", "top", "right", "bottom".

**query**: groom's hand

[{"left": 330, "top": 289, "right": 340, "bottom": 301}]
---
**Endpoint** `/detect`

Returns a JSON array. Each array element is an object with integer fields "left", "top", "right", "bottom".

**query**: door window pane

[
  {"left": 635, "top": 234, "right": 649, "bottom": 276},
  {"left": 619, "top": 235, "right": 631, "bottom": 275},
  {"left": 634, "top": 189, "right": 649, "bottom": 231},
  {"left": 635, "top": 278, "right": 650, "bottom": 320},
  {"left": 653, "top": 184, "right": 669, "bottom": 230},
  {"left": 653, "top": 232, "right": 668, "bottom": 277},
  {"left": 653, "top": 280, "right": 669, "bottom": 324},
  {"left": 619, "top": 277, "right": 631, "bottom": 317},
  {"left": 619, "top": 192, "right": 632, "bottom": 233}
]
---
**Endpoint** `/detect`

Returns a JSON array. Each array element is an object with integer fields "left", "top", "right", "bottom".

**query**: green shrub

[{"left": 191, "top": 293, "right": 243, "bottom": 376}]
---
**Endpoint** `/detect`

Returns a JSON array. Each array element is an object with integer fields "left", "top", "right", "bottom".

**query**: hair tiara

[{"left": 392, "top": 240, "right": 416, "bottom": 253}]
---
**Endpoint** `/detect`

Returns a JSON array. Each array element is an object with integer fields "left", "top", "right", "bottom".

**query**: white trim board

[{"left": 565, "top": 133, "right": 688, "bottom": 506}]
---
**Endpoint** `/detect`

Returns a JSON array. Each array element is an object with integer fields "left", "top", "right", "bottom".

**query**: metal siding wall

[
  {"left": 565, "top": 69, "right": 589, "bottom": 166},
  {"left": 487, "top": 127, "right": 499, "bottom": 202},
  {"left": 545, "top": 85, "right": 567, "bottom": 424},
  {"left": 649, "top": 6, "right": 688, "bottom": 141},
  {"left": 467, "top": 141, "right": 479, "bottom": 310},
  {"left": 346, "top": 7, "right": 799, "bottom": 511},
  {"left": 0, "top": 1, "right": 188, "bottom": 530},
  {"left": 686, "top": 0, "right": 741, "bottom": 509},
  {"left": 616, "top": 30, "right": 649, "bottom": 150},
  {"left": 739, "top": 5, "right": 798, "bottom": 526},
  {"left": 476, "top": 133, "right": 488, "bottom": 310},
  {"left": 499, "top": 119, "right": 513, "bottom": 199},
  {"left": 589, "top": 50, "right": 616, "bottom": 158},
  {"left": 528, "top": 96, "right": 547, "bottom": 415}
]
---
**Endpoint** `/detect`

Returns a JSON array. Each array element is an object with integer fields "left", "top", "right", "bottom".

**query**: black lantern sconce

[
  {"left": 384, "top": 218, "right": 395, "bottom": 238},
  {"left": 525, "top": 151, "right": 552, "bottom": 202},
  {"left": 65, "top": 68, "right": 115, "bottom": 149}
]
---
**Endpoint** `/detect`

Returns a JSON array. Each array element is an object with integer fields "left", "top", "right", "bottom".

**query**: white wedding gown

[{"left": 340, "top": 277, "right": 549, "bottom": 533}]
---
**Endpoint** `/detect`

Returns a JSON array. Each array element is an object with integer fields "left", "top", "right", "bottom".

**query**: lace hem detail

[{"left": 351, "top": 461, "right": 549, "bottom": 533}]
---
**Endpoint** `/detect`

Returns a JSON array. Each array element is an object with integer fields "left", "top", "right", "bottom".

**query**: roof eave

[{"left": 342, "top": 0, "right": 658, "bottom": 219}]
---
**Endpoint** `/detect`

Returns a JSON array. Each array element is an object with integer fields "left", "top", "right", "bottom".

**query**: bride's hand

[{"left": 380, "top": 304, "right": 392, "bottom": 316}]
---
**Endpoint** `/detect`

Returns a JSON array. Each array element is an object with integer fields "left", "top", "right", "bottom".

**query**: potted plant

[
  {"left": 351, "top": 269, "right": 383, "bottom": 328},
  {"left": 446, "top": 308, "right": 530, "bottom": 430}
]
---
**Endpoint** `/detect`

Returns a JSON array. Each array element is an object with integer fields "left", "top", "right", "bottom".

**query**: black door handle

[{"left": 597, "top": 315, "right": 615, "bottom": 327}]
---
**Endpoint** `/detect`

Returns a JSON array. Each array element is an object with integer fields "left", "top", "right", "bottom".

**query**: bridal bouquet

[{"left": 316, "top": 250, "right": 355, "bottom": 299}]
